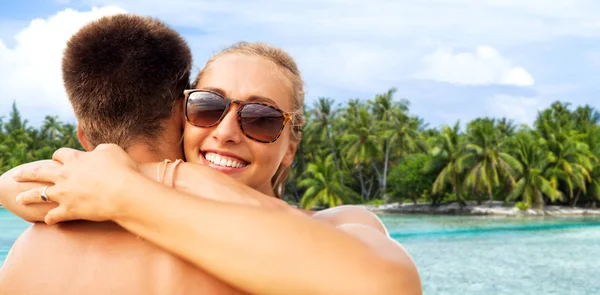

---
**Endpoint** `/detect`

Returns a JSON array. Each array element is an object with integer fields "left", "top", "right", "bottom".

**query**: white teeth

[{"left": 204, "top": 152, "right": 247, "bottom": 168}]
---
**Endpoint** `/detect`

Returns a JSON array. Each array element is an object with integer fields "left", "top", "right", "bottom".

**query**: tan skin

[
  {"left": 4, "top": 54, "right": 422, "bottom": 295},
  {"left": 0, "top": 130, "right": 245, "bottom": 294}
]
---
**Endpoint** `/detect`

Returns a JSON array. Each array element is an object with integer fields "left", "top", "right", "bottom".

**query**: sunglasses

[{"left": 184, "top": 89, "right": 293, "bottom": 143}]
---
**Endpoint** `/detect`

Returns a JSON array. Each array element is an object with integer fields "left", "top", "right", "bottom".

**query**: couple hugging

[{"left": 0, "top": 13, "right": 421, "bottom": 295}]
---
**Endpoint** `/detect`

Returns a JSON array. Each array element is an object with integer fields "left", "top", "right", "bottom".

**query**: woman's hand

[{"left": 13, "top": 144, "right": 139, "bottom": 225}]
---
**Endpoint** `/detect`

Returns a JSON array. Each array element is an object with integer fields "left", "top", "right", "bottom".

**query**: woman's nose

[{"left": 211, "top": 104, "right": 243, "bottom": 144}]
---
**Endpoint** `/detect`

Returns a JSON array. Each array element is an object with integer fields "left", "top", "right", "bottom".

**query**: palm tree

[
  {"left": 586, "top": 163, "right": 600, "bottom": 207},
  {"left": 4, "top": 101, "right": 25, "bottom": 134},
  {"left": 579, "top": 124, "right": 600, "bottom": 206},
  {"left": 298, "top": 155, "right": 358, "bottom": 209},
  {"left": 425, "top": 121, "right": 468, "bottom": 206},
  {"left": 378, "top": 112, "right": 424, "bottom": 202},
  {"left": 571, "top": 105, "right": 600, "bottom": 135},
  {"left": 340, "top": 101, "right": 380, "bottom": 201},
  {"left": 463, "top": 118, "right": 519, "bottom": 204},
  {"left": 58, "top": 123, "right": 82, "bottom": 149},
  {"left": 41, "top": 115, "right": 63, "bottom": 141},
  {"left": 507, "top": 131, "right": 563, "bottom": 209},
  {"left": 538, "top": 130, "right": 592, "bottom": 205},
  {"left": 495, "top": 117, "right": 517, "bottom": 141},
  {"left": 370, "top": 88, "right": 406, "bottom": 200},
  {"left": 305, "top": 98, "right": 343, "bottom": 185},
  {"left": 535, "top": 102, "right": 594, "bottom": 205}
]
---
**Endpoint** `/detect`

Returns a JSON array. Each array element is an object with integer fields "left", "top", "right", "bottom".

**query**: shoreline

[{"left": 359, "top": 201, "right": 600, "bottom": 216}]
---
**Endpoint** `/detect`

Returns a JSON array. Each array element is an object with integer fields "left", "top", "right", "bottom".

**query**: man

[{"left": 0, "top": 14, "right": 242, "bottom": 294}]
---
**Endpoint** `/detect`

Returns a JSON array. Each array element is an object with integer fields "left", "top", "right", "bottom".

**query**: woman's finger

[
  {"left": 16, "top": 186, "right": 58, "bottom": 205},
  {"left": 45, "top": 206, "right": 71, "bottom": 225},
  {"left": 13, "top": 164, "right": 61, "bottom": 183},
  {"left": 52, "top": 148, "right": 83, "bottom": 164}
]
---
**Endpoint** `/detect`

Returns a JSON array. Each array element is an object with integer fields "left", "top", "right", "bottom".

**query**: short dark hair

[{"left": 62, "top": 13, "right": 191, "bottom": 149}]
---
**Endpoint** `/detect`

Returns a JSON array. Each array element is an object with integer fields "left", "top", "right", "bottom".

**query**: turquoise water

[
  {"left": 1, "top": 208, "right": 599, "bottom": 294},
  {"left": 0, "top": 208, "right": 29, "bottom": 263}
]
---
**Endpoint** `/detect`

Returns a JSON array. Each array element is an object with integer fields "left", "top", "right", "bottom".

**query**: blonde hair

[{"left": 192, "top": 41, "right": 305, "bottom": 198}]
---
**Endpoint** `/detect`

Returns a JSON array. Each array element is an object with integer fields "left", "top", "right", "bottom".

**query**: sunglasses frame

[{"left": 184, "top": 89, "right": 293, "bottom": 143}]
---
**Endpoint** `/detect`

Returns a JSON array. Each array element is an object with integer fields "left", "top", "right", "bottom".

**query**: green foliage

[
  {"left": 0, "top": 102, "right": 83, "bottom": 174},
  {"left": 298, "top": 154, "right": 359, "bottom": 209},
  {"left": 515, "top": 201, "right": 531, "bottom": 211},
  {"left": 388, "top": 153, "right": 435, "bottom": 204},
  {"left": 365, "top": 199, "right": 384, "bottom": 206}
]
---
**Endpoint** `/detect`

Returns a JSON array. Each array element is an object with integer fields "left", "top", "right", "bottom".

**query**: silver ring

[{"left": 41, "top": 186, "right": 49, "bottom": 202}]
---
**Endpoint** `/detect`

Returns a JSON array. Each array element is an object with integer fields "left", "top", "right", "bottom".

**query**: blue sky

[{"left": 1, "top": 0, "right": 599, "bottom": 128}]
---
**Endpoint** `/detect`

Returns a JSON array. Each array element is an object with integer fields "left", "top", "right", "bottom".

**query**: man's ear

[
  {"left": 281, "top": 140, "right": 298, "bottom": 167},
  {"left": 77, "top": 125, "right": 92, "bottom": 151}
]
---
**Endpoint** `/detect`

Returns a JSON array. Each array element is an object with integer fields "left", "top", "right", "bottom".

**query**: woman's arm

[
  {"left": 1, "top": 157, "right": 287, "bottom": 223},
  {"left": 139, "top": 162, "right": 387, "bottom": 233},
  {"left": 0, "top": 161, "right": 57, "bottom": 222},
  {"left": 0, "top": 159, "right": 279, "bottom": 223},
  {"left": 14, "top": 145, "right": 422, "bottom": 295},
  {"left": 113, "top": 173, "right": 421, "bottom": 295}
]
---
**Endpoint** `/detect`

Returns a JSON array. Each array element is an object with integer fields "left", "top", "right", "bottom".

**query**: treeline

[
  {"left": 2, "top": 92, "right": 599, "bottom": 210},
  {"left": 285, "top": 89, "right": 600, "bottom": 210},
  {"left": 0, "top": 102, "right": 82, "bottom": 173}
]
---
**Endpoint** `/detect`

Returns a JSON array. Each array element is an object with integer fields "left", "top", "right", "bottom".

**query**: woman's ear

[
  {"left": 77, "top": 125, "right": 92, "bottom": 151},
  {"left": 281, "top": 140, "right": 298, "bottom": 167}
]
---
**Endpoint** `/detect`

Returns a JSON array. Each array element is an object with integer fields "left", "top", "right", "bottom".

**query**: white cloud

[
  {"left": 0, "top": 6, "right": 126, "bottom": 120},
  {"left": 80, "top": 0, "right": 600, "bottom": 43},
  {"left": 70, "top": 0, "right": 599, "bottom": 93},
  {"left": 414, "top": 46, "right": 534, "bottom": 86}
]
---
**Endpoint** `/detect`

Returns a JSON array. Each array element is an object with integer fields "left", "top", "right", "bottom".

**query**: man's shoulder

[{"left": 311, "top": 205, "right": 388, "bottom": 235}]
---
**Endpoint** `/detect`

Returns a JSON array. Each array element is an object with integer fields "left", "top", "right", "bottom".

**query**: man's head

[{"left": 62, "top": 14, "right": 191, "bottom": 159}]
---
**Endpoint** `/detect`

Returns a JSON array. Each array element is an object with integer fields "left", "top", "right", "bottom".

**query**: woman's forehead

[{"left": 198, "top": 54, "right": 293, "bottom": 110}]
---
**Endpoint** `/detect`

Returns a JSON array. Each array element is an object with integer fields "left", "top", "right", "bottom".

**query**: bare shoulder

[
  {"left": 310, "top": 205, "right": 388, "bottom": 236},
  {"left": 316, "top": 208, "right": 422, "bottom": 293}
]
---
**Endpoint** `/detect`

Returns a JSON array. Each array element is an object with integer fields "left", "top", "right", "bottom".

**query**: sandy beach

[{"left": 361, "top": 201, "right": 600, "bottom": 216}]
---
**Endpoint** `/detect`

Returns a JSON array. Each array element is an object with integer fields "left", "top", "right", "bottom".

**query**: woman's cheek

[{"left": 183, "top": 127, "right": 200, "bottom": 162}]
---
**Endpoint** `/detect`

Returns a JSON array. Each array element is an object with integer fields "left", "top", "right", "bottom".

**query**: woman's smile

[{"left": 201, "top": 150, "right": 250, "bottom": 174}]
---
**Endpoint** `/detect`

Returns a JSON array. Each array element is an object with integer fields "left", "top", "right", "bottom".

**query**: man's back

[{"left": 0, "top": 221, "right": 244, "bottom": 295}]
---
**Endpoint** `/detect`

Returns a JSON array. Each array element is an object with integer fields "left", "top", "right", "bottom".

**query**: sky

[{"left": 1, "top": 0, "right": 599, "bottom": 129}]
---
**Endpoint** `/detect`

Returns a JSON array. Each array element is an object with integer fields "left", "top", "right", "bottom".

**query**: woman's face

[{"left": 183, "top": 54, "right": 297, "bottom": 196}]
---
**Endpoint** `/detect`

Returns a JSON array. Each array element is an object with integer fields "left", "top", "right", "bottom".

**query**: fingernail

[
  {"left": 15, "top": 194, "right": 23, "bottom": 205},
  {"left": 12, "top": 169, "right": 22, "bottom": 179}
]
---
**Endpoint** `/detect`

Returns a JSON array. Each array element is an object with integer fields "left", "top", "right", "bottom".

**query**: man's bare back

[{"left": 0, "top": 220, "right": 244, "bottom": 295}]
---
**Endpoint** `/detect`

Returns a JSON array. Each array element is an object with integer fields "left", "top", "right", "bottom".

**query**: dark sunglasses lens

[
  {"left": 240, "top": 104, "right": 285, "bottom": 142},
  {"left": 186, "top": 92, "right": 227, "bottom": 126}
]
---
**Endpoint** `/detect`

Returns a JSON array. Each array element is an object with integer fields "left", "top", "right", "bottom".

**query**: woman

[{"left": 12, "top": 42, "right": 421, "bottom": 295}]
